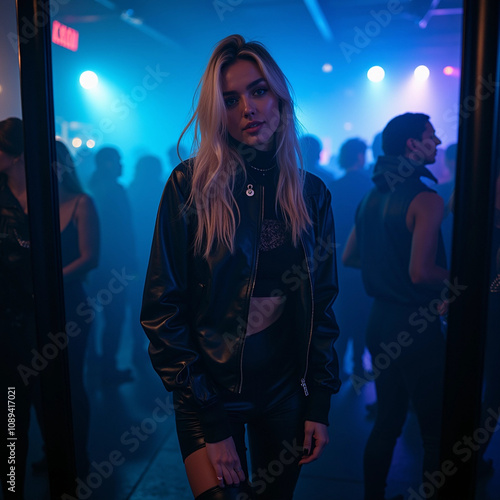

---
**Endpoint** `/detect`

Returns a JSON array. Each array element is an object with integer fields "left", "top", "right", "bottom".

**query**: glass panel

[
  {"left": 0, "top": 1, "right": 50, "bottom": 498},
  {"left": 476, "top": 164, "right": 500, "bottom": 498},
  {"left": 50, "top": 4, "right": 179, "bottom": 500}
]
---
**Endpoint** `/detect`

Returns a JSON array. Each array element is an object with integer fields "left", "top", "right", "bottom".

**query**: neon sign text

[{"left": 52, "top": 20, "right": 79, "bottom": 52}]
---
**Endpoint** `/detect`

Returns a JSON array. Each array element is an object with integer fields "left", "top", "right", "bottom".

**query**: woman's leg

[
  {"left": 175, "top": 388, "right": 254, "bottom": 499},
  {"left": 184, "top": 447, "right": 223, "bottom": 498},
  {"left": 247, "top": 390, "right": 305, "bottom": 500}
]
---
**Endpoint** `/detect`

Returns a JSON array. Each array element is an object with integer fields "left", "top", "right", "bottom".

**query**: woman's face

[
  {"left": 221, "top": 59, "right": 280, "bottom": 151},
  {"left": 0, "top": 151, "right": 17, "bottom": 175}
]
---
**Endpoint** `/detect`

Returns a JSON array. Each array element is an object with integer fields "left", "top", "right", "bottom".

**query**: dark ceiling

[
  {"left": 57, "top": 0, "right": 464, "bottom": 55},
  {"left": 45, "top": 0, "right": 465, "bottom": 174}
]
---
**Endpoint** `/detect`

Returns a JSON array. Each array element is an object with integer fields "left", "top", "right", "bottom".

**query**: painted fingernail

[{"left": 303, "top": 448, "right": 310, "bottom": 456}]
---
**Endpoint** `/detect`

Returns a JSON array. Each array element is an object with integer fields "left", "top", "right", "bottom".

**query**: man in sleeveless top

[{"left": 343, "top": 113, "right": 448, "bottom": 500}]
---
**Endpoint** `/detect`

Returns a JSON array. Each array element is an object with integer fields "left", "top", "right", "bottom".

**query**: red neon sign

[{"left": 52, "top": 20, "right": 79, "bottom": 52}]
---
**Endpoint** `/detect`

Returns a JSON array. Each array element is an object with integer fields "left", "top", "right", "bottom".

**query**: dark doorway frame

[{"left": 16, "top": 0, "right": 76, "bottom": 497}]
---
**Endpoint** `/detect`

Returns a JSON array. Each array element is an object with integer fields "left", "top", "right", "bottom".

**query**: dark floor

[{"left": 11, "top": 331, "right": 500, "bottom": 500}]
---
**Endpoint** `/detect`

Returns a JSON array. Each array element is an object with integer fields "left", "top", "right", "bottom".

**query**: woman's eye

[
  {"left": 254, "top": 88, "right": 267, "bottom": 96},
  {"left": 224, "top": 97, "right": 237, "bottom": 108}
]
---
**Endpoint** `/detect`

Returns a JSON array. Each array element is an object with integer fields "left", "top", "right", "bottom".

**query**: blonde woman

[{"left": 141, "top": 35, "right": 340, "bottom": 500}]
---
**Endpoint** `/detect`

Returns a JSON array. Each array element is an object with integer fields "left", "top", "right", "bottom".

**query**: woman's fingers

[
  {"left": 299, "top": 421, "right": 330, "bottom": 465},
  {"left": 206, "top": 437, "right": 245, "bottom": 487},
  {"left": 222, "top": 451, "right": 244, "bottom": 485},
  {"left": 301, "top": 424, "right": 314, "bottom": 462},
  {"left": 222, "top": 464, "right": 241, "bottom": 485},
  {"left": 236, "top": 466, "right": 246, "bottom": 482},
  {"left": 215, "top": 469, "right": 224, "bottom": 488}
]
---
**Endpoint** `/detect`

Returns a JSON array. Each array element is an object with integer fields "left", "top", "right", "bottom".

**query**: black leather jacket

[{"left": 141, "top": 162, "right": 341, "bottom": 441}]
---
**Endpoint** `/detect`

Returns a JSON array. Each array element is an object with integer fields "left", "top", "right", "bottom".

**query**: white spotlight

[
  {"left": 367, "top": 66, "right": 385, "bottom": 83},
  {"left": 414, "top": 65, "right": 430, "bottom": 81},
  {"left": 79, "top": 71, "right": 98, "bottom": 90}
]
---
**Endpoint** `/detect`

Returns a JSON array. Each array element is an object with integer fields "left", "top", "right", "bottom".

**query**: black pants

[
  {"left": 363, "top": 299, "right": 445, "bottom": 500},
  {"left": 175, "top": 320, "right": 305, "bottom": 500}
]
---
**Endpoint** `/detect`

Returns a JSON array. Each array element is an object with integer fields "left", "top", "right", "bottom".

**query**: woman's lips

[{"left": 243, "top": 121, "right": 263, "bottom": 134}]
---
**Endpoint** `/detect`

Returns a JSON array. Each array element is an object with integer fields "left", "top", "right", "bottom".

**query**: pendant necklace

[
  {"left": 248, "top": 164, "right": 276, "bottom": 174},
  {"left": 246, "top": 163, "right": 276, "bottom": 197}
]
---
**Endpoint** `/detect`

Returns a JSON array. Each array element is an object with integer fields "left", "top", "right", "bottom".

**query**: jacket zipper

[
  {"left": 238, "top": 184, "right": 264, "bottom": 393},
  {"left": 300, "top": 237, "right": 314, "bottom": 397}
]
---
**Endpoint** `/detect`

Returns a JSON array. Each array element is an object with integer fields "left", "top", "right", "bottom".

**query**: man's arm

[
  {"left": 407, "top": 191, "right": 449, "bottom": 285},
  {"left": 342, "top": 226, "right": 361, "bottom": 268}
]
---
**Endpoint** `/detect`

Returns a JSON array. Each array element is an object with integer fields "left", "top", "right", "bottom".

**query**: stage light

[
  {"left": 79, "top": 71, "right": 98, "bottom": 90},
  {"left": 322, "top": 63, "right": 333, "bottom": 73},
  {"left": 414, "top": 65, "right": 430, "bottom": 81},
  {"left": 86, "top": 139, "right": 96, "bottom": 149},
  {"left": 367, "top": 66, "right": 385, "bottom": 83},
  {"left": 344, "top": 122, "right": 353, "bottom": 131},
  {"left": 72, "top": 137, "right": 82, "bottom": 148}
]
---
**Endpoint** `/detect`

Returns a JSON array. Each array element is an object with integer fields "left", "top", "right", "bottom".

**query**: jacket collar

[
  {"left": 228, "top": 136, "right": 277, "bottom": 169},
  {"left": 372, "top": 155, "right": 438, "bottom": 191}
]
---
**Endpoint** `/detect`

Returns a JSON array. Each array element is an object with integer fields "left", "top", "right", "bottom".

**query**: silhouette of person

[
  {"left": 127, "top": 154, "right": 164, "bottom": 365},
  {"left": 0, "top": 117, "right": 35, "bottom": 499},
  {"left": 89, "top": 146, "right": 137, "bottom": 384},
  {"left": 299, "top": 134, "right": 336, "bottom": 186},
  {"left": 368, "top": 131, "right": 383, "bottom": 176},
  {"left": 72, "top": 145, "right": 96, "bottom": 192},
  {"left": 166, "top": 144, "right": 188, "bottom": 180},
  {"left": 329, "top": 138, "right": 372, "bottom": 380},
  {"left": 343, "top": 113, "right": 447, "bottom": 500}
]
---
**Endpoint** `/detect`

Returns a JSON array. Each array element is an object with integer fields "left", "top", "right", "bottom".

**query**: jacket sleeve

[
  {"left": 140, "top": 165, "right": 230, "bottom": 443},
  {"left": 305, "top": 181, "right": 342, "bottom": 425}
]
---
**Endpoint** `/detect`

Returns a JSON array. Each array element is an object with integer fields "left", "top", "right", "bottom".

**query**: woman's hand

[
  {"left": 299, "top": 420, "right": 329, "bottom": 465},
  {"left": 206, "top": 436, "right": 246, "bottom": 488}
]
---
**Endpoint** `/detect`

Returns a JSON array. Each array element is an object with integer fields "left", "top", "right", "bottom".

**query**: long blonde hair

[{"left": 180, "top": 34, "right": 311, "bottom": 258}]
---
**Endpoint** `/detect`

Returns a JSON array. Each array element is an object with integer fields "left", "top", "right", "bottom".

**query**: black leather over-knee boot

[
  {"left": 195, "top": 484, "right": 256, "bottom": 500},
  {"left": 195, "top": 486, "right": 226, "bottom": 500}
]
